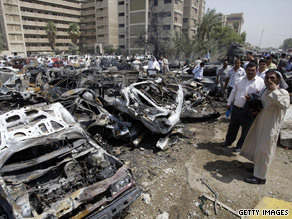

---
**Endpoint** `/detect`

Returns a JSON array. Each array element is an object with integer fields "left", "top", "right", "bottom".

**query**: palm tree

[
  {"left": 197, "top": 9, "right": 222, "bottom": 42},
  {"left": 46, "top": 21, "right": 57, "bottom": 50},
  {"left": 68, "top": 23, "right": 81, "bottom": 45}
]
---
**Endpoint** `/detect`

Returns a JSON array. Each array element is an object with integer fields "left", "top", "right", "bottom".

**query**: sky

[{"left": 205, "top": 0, "right": 292, "bottom": 49}]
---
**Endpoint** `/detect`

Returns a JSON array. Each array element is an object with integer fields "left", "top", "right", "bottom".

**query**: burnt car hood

[
  {"left": 110, "top": 78, "right": 184, "bottom": 134},
  {"left": 0, "top": 103, "right": 139, "bottom": 218}
]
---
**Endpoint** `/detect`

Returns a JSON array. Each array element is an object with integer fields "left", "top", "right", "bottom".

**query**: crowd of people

[{"left": 214, "top": 52, "right": 291, "bottom": 185}]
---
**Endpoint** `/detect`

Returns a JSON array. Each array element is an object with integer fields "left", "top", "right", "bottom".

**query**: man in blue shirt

[
  {"left": 286, "top": 57, "right": 292, "bottom": 71},
  {"left": 192, "top": 62, "right": 204, "bottom": 82}
]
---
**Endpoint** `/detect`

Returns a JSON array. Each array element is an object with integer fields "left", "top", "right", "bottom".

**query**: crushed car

[
  {"left": 0, "top": 102, "right": 140, "bottom": 218},
  {"left": 110, "top": 78, "right": 184, "bottom": 134}
]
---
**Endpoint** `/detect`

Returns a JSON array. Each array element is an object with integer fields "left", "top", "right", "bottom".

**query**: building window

[
  {"left": 163, "top": 25, "right": 171, "bottom": 30},
  {"left": 119, "top": 34, "right": 125, "bottom": 38},
  {"left": 118, "top": 1, "right": 124, "bottom": 5},
  {"left": 183, "top": 18, "right": 188, "bottom": 23},
  {"left": 159, "top": 12, "right": 171, "bottom": 17},
  {"left": 98, "top": 34, "right": 104, "bottom": 37},
  {"left": 119, "top": 45, "right": 125, "bottom": 49},
  {"left": 154, "top": 0, "right": 158, "bottom": 6},
  {"left": 119, "top": 23, "right": 125, "bottom": 27},
  {"left": 164, "top": 0, "right": 171, "bottom": 3},
  {"left": 119, "top": 13, "right": 125, "bottom": 16}
]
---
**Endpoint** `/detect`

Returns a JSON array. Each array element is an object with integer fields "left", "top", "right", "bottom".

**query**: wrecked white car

[
  {"left": 112, "top": 79, "right": 184, "bottom": 134},
  {"left": 0, "top": 103, "right": 140, "bottom": 218}
]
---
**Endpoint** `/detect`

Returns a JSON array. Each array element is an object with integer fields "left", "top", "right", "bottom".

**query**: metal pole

[{"left": 259, "top": 29, "right": 264, "bottom": 48}]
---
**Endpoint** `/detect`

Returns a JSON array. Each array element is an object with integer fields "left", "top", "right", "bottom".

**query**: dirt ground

[{"left": 105, "top": 102, "right": 292, "bottom": 219}]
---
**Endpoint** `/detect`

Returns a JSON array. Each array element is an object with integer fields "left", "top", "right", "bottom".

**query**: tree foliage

[
  {"left": 281, "top": 38, "right": 292, "bottom": 51},
  {"left": 68, "top": 43, "right": 78, "bottom": 55},
  {"left": 68, "top": 23, "right": 81, "bottom": 45},
  {"left": 46, "top": 21, "right": 57, "bottom": 50},
  {"left": 195, "top": 8, "right": 244, "bottom": 55},
  {"left": 240, "top": 31, "right": 247, "bottom": 43},
  {"left": 103, "top": 45, "right": 115, "bottom": 55},
  {"left": 103, "top": 45, "right": 121, "bottom": 55},
  {"left": 54, "top": 48, "right": 61, "bottom": 55},
  {"left": 172, "top": 32, "right": 196, "bottom": 58},
  {"left": 133, "top": 3, "right": 172, "bottom": 58},
  {"left": 197, "top": 9, "right": 222, "bottom": 42}
]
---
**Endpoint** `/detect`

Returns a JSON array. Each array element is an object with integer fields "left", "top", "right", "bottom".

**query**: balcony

[
  {"left": 25, "top": 38, "right": 71, "bottom": 44},
  {"left": 96, "top": 10, "right": 108, "bottom": 17},
  {"left": 21, "top": 12, "right": 80, "bottom": 23},
  {"left": 22, "top": 21, "right": 69, "bottom": 29},
  {"left": 80, "top": 25, "right": 96, "bottom": 30},
  {"left": 81, "top": 16, "right": 96, "bottom": 23},
  {"left": 20, "top": 1, "right": 81, "bottom": 16},
  {"left": 81, "top": 1, "right": 95, "bottom": 9},
  {"left": 96, "top": 1, "right": 108, "bottom": 9},
  {"left": 2, "top": 0, "right": 18, "bottom": 5},
  {"left": 23, "top": 29, "right": 69, "bottom": 37},
  {"left": 81, "top": 32, "right": 96, "bottom": 37},
  {"left": 30, "top": 0, "right": 81, "bottom": 9},
  {"left": 96, "top": 19, "right": 108, "bottom": 26},
  {"left": 81, "top": 9, "right": 95, "bottom": 16}
]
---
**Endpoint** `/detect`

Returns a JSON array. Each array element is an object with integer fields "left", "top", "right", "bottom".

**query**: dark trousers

[
  {"left": 227, "top": 86, "right": 233, "bottom": 97},
  {"left": 225, "top": 105, "right": 254, "bottom": 148}
]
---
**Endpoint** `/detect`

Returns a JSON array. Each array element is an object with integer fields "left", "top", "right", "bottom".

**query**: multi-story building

[
  {"left": 125, "top": 0, "right": 205, "bottom": 55},
  {"left": 0, "top": 0, "right": 118, "bottom": 56},
  {"left": 183, "top": 0, "right": 205, "bottom": 37},
  {"left": 224, "top": 13, "right": 244, "bottom": 34},
  {"left": 0, "top": 0, "right": 206, "bottom": 57},
  {"left": 0, "top": 0, "right": 83, "bottom": 56}
]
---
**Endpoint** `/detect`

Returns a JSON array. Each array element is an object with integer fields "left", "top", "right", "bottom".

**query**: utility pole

[{"left": 259, "top": 29, "right": 264, "bottom": 48}]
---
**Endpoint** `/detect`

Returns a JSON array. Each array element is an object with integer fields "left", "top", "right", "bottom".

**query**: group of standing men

[
  {"left": 147, "top": 56, "right": 169, "bottom": 75},
  {"left": 216, "top": 51, "right": 290, "bottom": 185}
]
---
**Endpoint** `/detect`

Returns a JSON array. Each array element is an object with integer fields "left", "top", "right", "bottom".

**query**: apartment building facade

[
  {"left": 0, "top": 0, "right": 119, "bottom": 56},
  {"left": 222, "top": 13, "right": 244, "bottom": 34},
  {"left": 0, "top": 0, "right": 205, "bottom": 56},
  {"left": 125, "top": 0, "right": 205, "bottom": 55},
  {"left": 183, "top": 0, "right": 205, "bottom": 37}
]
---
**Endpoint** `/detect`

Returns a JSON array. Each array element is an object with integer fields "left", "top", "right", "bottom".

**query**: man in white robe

[
  {"left": 240, "top": 70, "right": 290, "bottom": 184},
  {"left": 147, "top": 57, "right": 160, "bottom": 75}
]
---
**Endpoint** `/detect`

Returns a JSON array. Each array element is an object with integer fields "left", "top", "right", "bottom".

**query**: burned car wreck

[
  {"left": 110, "top": 78, "right": 184, "bottom": 135},
  {"left": 0, "top": 103, "right": 140, "bottom": 218}
]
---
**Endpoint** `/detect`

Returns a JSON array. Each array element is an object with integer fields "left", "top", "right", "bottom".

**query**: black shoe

[
  {"left": 222, "top": 142, "right": 230, "bottom": 147},
  {"left": 245, "top": 167, "right": 254, "bottom": 173},
  {"left": 233, "top": 147, "right": 241, "bottom": 152},
  {"left": 245, "top": 176, "right": 266, "bottom": 184}
]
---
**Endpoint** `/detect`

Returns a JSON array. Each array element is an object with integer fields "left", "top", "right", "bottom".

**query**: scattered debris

[
  {"left": 200, "top": 178, "right": 218, "bottom": 215},
  {"left": 202, "top": 194, "right": 240, "bottom": 218},
  {"left": 141, "top": 193, "right": 152, "bottom": 205},
  {"left": 156, "top": 212, "right": 169, "bottom": 219}
]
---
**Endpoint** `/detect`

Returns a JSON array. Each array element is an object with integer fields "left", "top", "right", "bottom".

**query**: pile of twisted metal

[{"left": 0, "top": 67, "right": 219, "bottom": 218}]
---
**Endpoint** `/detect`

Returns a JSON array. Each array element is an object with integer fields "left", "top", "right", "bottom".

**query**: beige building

[
  {"left": 125, "top": 0, "right": 205, "bottom": 55},
  {"left": 224, "top": 13, "right": 244, "bottom": 34},
  {"left": 183, "top": 0, "right": 205, "bottom": 37},
  {"left": 0, "top": 0, "right": 205, "bottom": 56},
  {"left": 0, "top": 0, "right": 119, "bottom": 56}
]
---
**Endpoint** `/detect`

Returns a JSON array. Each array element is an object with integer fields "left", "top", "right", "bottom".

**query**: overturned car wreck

[{"left": 0, "top": 103, "right": 140, "bottom": 218}]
